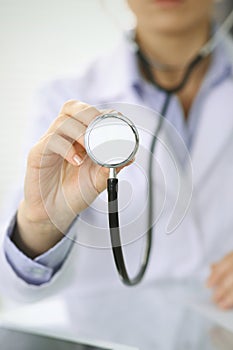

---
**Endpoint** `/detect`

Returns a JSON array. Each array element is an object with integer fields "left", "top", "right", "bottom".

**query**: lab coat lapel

[{"left": 191, "top": 79, "right": 233, "bottom": 188}]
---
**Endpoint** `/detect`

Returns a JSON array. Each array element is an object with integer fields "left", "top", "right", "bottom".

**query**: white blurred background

[{"left": 0, "top": 0, "right": 134, "bottom": 210}]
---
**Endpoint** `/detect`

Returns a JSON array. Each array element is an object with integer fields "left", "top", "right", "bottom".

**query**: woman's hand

[
  {"left": 14, "top": 100, "right": 126, "bottom": 257},
  {"left": 207, "top": 252, "right": 233, "bottom": 310}
]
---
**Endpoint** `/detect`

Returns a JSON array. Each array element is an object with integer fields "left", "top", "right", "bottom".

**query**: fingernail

[{"left": 73, "top": 155, "right": 83, "bottom": 165}]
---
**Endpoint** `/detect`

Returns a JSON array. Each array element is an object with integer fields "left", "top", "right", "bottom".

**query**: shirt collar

[
  {"left": 201, "top": 32, "right": 233, "bottom": 91},
  {"left": 132, "top": 30, "right": 233, "bottom": 96}
]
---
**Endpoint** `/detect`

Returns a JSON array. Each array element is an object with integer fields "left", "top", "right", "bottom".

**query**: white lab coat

[{"left": 1, "top": 32, "right": 233, "bottom": 348}]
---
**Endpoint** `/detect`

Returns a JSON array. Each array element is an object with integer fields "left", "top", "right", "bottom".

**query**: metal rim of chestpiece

[{"left": 84, "top": 112, "right": 139, "bottom": 169}]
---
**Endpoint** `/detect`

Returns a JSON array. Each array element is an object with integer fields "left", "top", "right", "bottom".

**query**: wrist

[{"left": 12, "top": 201, "right": 66, "bottom": 258}]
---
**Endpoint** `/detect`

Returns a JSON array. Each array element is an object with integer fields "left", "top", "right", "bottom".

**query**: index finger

[
  {"left": 207, "top": 254, "right": 233, "bottom": 287},
  {"left": 60, "top": 100, "right": 101, "bottom": 126}
]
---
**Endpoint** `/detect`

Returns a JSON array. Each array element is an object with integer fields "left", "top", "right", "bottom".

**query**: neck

[
  {"left": 136, "top": 20, "right": 212, "bottom": 118},
  {"left": 136, "top": 20, "right": 211, "bottom": 68}
]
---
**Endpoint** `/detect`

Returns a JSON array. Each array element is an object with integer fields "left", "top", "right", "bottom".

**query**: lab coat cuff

[{"left": 4, "top": 214, "right": 77, "bottom": 286}]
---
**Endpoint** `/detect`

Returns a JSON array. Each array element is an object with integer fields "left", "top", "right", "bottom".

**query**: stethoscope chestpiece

[
  {"left": 85, "top": 112, "right": 139, "bottom": 172},
  {"left": 85, "top": 112, "right": 152, "bottom": 287}
]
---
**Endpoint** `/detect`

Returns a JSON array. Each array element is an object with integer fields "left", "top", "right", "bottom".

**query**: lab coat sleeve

[
  {"left": 0, "top": 218, "right": 79, "bottom": 303},
  {"left": 3, "top": 213, "right": 76, "bottom": 286},
  {"left": 0, "top": 77, "right": 88, "bottom": 302}
]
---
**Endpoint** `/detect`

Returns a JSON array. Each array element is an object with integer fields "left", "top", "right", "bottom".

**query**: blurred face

[{"left": 127, "top": 0, "right": 214, "bottom": 35}]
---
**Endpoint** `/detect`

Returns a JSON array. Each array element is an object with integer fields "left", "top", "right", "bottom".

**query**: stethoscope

[{"left": 85, "top": 10, "right": 233, "bottom": 286}]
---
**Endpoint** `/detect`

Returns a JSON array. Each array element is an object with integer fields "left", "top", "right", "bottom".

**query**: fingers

[
  {"left": 34, "top": 100, "right": 102, "bottom": 166},
  {"left": 44, "top": 100, "right": 101, "bottom": 151},
  {"left": 207, "top": 252, "right": 233, "bottom": 309},
  {"left": 207, "top": 253, "right": 233, "bottom": 287},
  {"left": 60, "top": 100, "right": 101, "bottom": 126},
  {"left": 41, "top": 133, "right": 85, "bottom": 167},
  {"left": 213, "top": 275, "right": 233, "bottom": 309},
  {"left": 54, "top": 116, "right": 86, "bottom": 148},
  {"left": 32, "top": 99, "right": 135, "bottom": 175}
]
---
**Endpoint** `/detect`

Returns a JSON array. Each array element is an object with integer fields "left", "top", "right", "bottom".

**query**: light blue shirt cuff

[{"left": 4, "top": 214, "right": 77, "bottom": 285}]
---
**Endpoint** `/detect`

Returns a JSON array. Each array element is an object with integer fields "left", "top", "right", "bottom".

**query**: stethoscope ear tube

[{"left": 137, "top": 49, "right": 203, "bottom": 94}]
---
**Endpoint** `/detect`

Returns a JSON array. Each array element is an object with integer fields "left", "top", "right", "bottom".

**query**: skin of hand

[
  {"left": 206, "top": 252, "right": 233, "bottom": 310},
  {"left": 14, "top": 100, "right": 128, "bottom": 257}
]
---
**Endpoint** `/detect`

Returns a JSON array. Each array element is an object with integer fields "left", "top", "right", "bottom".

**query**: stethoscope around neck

[{"left": 84, "top": 10, "right": 233, "bottom": 286}]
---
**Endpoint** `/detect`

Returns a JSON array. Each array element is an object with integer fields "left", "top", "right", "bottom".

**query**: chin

[
  {"left": 148, "top": 18, "right": 190, "bottom": 35},
  {"left": 144, "top": 11, "right": 208, "bottom": 35}
]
